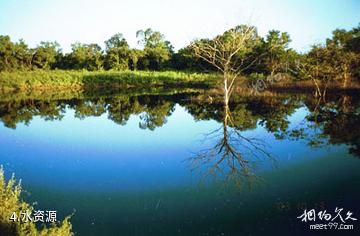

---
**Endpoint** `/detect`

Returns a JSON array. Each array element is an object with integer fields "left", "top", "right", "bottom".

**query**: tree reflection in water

[
  {"left": 278, "top": 94, "right": 360, "bottom": 158},
  {"left": 187, "top": 103, "right": 275, "bottom": 188},
  {"left": 0, "top": 90, "right": 359, "bottom": 184}
]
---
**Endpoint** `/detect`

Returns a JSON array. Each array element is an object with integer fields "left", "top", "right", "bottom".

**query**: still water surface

[{"left": 0, "top": 92, "right": 359, "bottom": 235}]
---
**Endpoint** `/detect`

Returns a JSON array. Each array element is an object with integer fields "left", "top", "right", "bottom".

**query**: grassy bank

[
  {"left": 0, "top": 70, "right": 219, "bottom": 91},
  {"left": 1, "top": 70, "right": 359, "bottom": 95}
]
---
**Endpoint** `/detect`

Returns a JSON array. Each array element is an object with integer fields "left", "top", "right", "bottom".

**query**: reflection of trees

[
  {"left": 0, "top": 100, "right": 65, "bottom": 128},
  {"left": 106, "top": 96, "right": 175, "bottom": 130},
  {"left": 0, "top": 95, "right": 175, "bottom": 130},
  {"left": 0, "top": 92, "right": 302, "bottom": 133},
  {"left": 247, "top": 98, "right": 299, "bottom": 134},
  {"left": 309, "top": 95, "right": 360, "bottom": 157},
  {"left": 187, "top": 103, "right": 274, "bottom": 188},
  {"left": 106, "top": 97, "right": 141, "bottom": 125},
  {"left": 0, "top": 92, "right": 358, "bottom": 159},
  {"left": 69, "top": 98, "right": 107, "bottom": 119},
  {"left": 138, "top": 100, "right": 174, "bottom": 130},
  {"left": 185, "top": 93, "right": 360, "bottom": 187},
  {"left": 278, "top": 95, "right": 360, "bottom": 158},
  {"left": 183, "top": 95, "right": 301, "bottom": 133}
]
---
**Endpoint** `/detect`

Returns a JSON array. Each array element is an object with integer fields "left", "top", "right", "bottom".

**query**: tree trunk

[
  {"left": 312, "top": 78, "right": 321, "bottom": 97},
  {"left": 343, "top": 69, "right": 349, "bottom": 88},
  {"left": 224, "top": 75, "right": 229, "bottom": 106},
  {"left": 223, "top": 104, "right": 229, "bottom": 141}
]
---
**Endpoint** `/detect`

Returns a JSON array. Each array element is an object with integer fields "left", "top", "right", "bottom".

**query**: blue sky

[{"left": 0, "top": 0, "right": 359, "bottom": 52}]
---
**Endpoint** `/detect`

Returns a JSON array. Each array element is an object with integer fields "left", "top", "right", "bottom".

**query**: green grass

[
  {"left": 0, "top": 70, "right": 219, "bottom": 91},
  {"left": 0, "top": 167, "right": 73, "bottom": 236}
]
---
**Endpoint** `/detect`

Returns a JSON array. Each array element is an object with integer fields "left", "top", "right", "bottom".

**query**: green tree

[
  {"left": 69, "top": 43, "right": 103, "bottom": 70},
  {"left": 104, "top": 33, "right": 130, "bottom": 70},
  {"left": 0, "top": 35, "right": 15, "bottom": 71},
  {"left": 12, "top": 40, "right": 32, "bottom": 70},
  {"left": 32, "top": 41, "right": 60, "bottom": 69},
  {"left": 128, "top": 48, "right": 144, "bottom": 70},
  {"left": 136, "top": 28, "right": 172, "bottom": 70},
  {"left": 325, "top": 28, "right": 360, "bottom": 87},
  {"left": 296, "top": 25, "right": 360, "bottom": 95},
  {"left": 263, "top": 30, "right": 291, "bottom": 76},
  {"left": 170, "top": 46, "right": 214, "bottom": 71}
]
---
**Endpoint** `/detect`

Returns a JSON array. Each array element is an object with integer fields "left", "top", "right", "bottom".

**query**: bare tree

[
  {"left": 189, "top": 25, "right": 277, "bottom": 187},
  {"left": 191, "top": 25, "right": 261, "bottom": 105}
]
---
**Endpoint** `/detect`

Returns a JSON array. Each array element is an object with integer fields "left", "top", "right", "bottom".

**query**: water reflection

[
  {"left": 275, "top": 94, "right": 360, "bottom": 158},
  {"left": 0, "top": 95, "right": 177, "bottom": 130},
  {"left": 187, "top": 104, "right": 274, "bottom": 188},
  {"left": 1, "top": 90, "right": 359, "bottom": 235},
  {"left": 1, "top": 91, "right": 359, "bottom": 187}
]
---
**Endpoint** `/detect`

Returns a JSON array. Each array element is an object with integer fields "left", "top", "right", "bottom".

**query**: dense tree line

[
  {"left": 294, "top": 26, "right": 360, "bottom": 87},
  {"left": 0, "top": 25, "right": 359, "bottom": 81},
  {"left": 0, "top": 28, "right": 174, "bottom": 72}
]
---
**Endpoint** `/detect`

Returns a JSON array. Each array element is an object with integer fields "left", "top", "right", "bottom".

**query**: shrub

[{"left": 0, "top": 167, "right": 73, "bottom": 236}]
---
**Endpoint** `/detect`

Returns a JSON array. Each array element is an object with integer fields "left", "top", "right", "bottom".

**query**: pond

[{"left": 0, "top": 90, "right": 359, "bottom": 235}]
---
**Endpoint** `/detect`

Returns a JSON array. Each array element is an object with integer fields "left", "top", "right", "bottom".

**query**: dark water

[{"left": 0, "top": 91, "right": 360, "bottom": 235}]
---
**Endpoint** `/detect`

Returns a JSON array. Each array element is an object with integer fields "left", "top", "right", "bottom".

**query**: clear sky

[{"left": 0, "top": 0, "right": 359, "bottom": 52}]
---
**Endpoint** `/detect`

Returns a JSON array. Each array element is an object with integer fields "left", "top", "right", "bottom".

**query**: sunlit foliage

[{"left": 0, "top": 167, "right": 73, "bottom": 236}]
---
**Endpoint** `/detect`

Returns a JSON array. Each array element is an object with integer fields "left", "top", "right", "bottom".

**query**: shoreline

[{"left": 1, "top": 70, "right": 359, "bottom": 97}]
